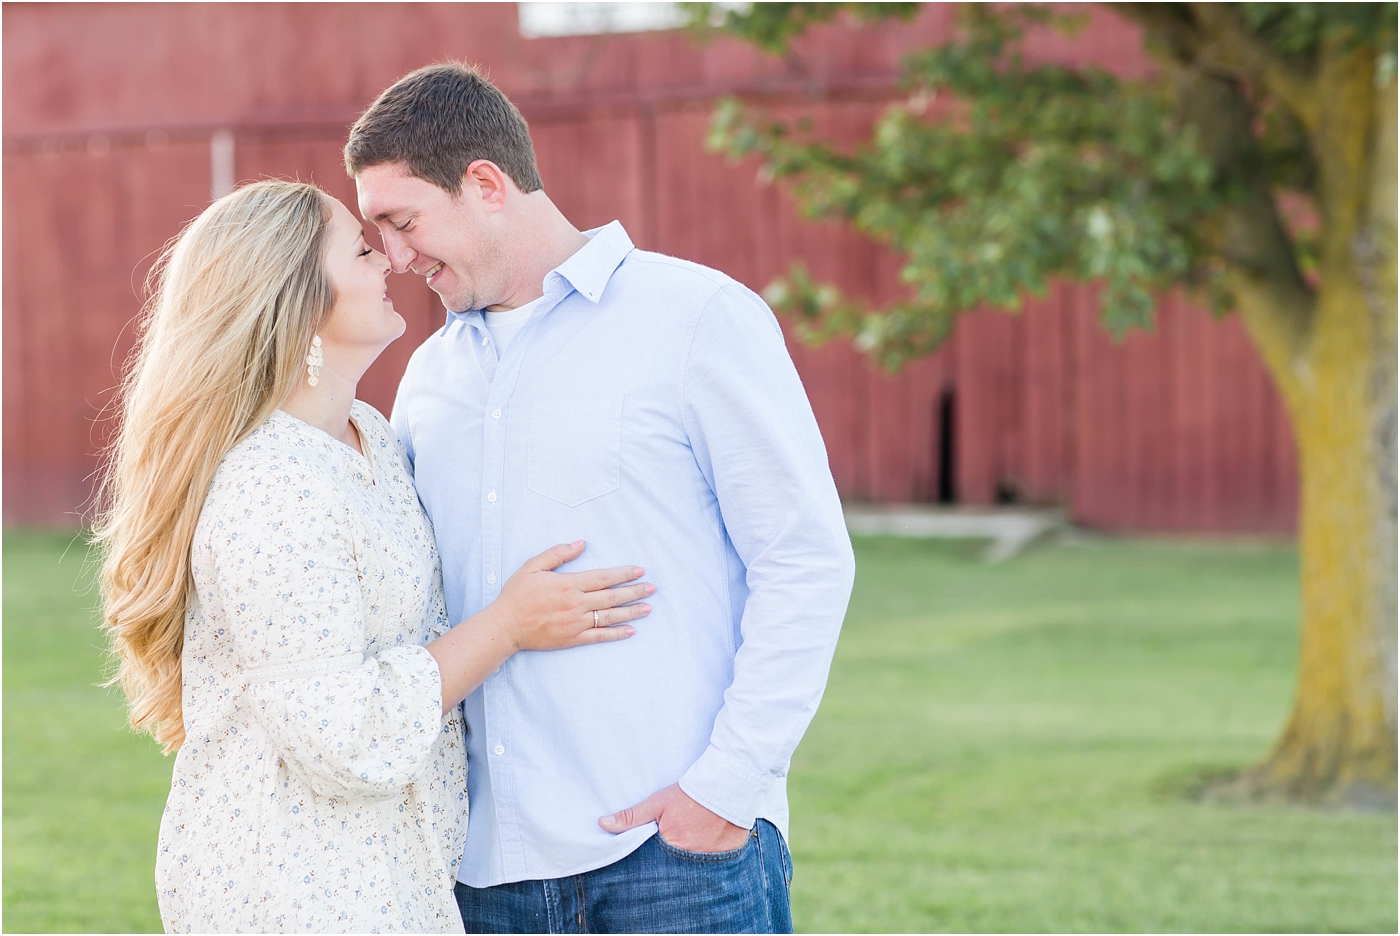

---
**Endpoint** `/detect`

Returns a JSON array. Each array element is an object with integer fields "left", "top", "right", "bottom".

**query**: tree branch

[
  {"left": 1178, "top": 69, "right": 1317, "bottom": 362},
  {"left": 1185, "top": 3, "right": 1321, "bottom": 131},
  {"left": 1105, "top": 5, "right": 1317, "bottom": 360},
  {"left": 1111, "top": 3, "right": 1321, "bottom": 131}
]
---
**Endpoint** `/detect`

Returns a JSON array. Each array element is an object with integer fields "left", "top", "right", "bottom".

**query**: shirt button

[
  {"left": 481, "top": 335, "right": 489, "bottom": 346},
  {"left": 491, "top": 408, "right": 502, "bottom": 419},
  {"left": 486, "top": 572, "right": 498, "bottom": 585},
  {"left": 487, "top": 491, "right": 497, "bottom": 503},
  {"left": 493, "top": 743, "right": 505, "bottom": 756}
]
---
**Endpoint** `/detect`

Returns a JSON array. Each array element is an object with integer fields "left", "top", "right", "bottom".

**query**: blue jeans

[{"left": 454, "top": 820, "right": 793, "bottom": 933}]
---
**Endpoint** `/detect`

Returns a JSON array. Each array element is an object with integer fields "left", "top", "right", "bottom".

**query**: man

[{"left": 346, "top": 62, "right": 855, "bottom": 934}]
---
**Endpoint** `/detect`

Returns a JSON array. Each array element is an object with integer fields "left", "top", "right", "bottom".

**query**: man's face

[{"left": 356, "top": 162, "right": 503, "bottom": 313}]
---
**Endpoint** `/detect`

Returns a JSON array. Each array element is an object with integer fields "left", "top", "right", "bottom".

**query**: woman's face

[{"left": 317, "top": 197, "right": 404, "bottom": 374}]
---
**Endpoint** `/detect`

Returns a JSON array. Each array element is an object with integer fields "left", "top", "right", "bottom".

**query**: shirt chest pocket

[{"left": 527, "top": 393, "right": 624, "bottom": 507}]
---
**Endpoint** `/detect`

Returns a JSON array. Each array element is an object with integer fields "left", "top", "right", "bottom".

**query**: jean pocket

[
  {"left": 526, "top": 393, "right": 623, "bottom": 507},
  {"left": 654, "top": 827, "right": 757, "bottom": 863},
  {"left": 773, "top": 823, "right": 793, "bottom": 889}
]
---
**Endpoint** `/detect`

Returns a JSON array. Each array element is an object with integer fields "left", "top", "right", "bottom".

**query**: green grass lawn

[
  {"left": 4, "top": 529, "right": 1395, "bottom": 933},
  {"left": 4, "top": 530, "right": 172, "bottom": 934}
]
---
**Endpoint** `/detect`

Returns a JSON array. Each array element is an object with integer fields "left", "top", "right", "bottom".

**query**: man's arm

[{"left": 601, "top": 282, "right": 856, "bottom": 849}]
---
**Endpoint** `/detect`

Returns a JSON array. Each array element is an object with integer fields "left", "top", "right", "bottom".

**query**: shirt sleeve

[
  {"left": 676, "top": 283, "right": 857, "bottom": 829},
  {"left": 209, "top": 463, "right": 444, "bottom": 801}
]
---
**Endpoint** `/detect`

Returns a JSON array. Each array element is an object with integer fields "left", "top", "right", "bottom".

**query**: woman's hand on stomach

[
  {"left": 494, "top": 540, "right": 653, "bottom": 650},
  {"left": 427, "top": 540, "right": 652, "bottom": 714}
]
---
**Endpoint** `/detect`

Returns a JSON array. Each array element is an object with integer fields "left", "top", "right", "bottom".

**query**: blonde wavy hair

[{"left": 94, "top": 179, "right": 335, "bottom": 752}]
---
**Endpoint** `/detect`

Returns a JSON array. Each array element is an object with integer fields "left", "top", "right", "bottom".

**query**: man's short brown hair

[{"left": 344, "top": 62, "right": 542, "bottom": 195}]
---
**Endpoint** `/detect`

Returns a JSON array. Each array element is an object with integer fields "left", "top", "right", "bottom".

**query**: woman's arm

[
  {"left": 426, "top": 540, "right": 654, "bottom": 715},
  {"left": 217, "top": 469, "right": 447, "bottom": 799}
]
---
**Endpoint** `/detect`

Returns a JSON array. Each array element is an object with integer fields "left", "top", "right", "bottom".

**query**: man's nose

[{"left": 383, "top": 237, "right": 416, "bottom": 275}]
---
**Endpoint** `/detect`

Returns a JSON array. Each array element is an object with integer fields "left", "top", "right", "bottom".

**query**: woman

[{"left": 95, "top": 179, "right": 651, "bottom": 933}]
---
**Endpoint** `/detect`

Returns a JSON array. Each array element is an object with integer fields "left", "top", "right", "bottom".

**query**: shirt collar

[
  {"left": 447, "top": 220, "right": 633, "bottom": 325},
  {"left": 549, "top": 220, "right": 633, "bottom": 304}
]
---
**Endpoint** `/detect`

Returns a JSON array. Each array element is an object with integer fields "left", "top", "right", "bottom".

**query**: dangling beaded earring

[{"left": 306, "top": 335, "right": 323, "bottom": 387}]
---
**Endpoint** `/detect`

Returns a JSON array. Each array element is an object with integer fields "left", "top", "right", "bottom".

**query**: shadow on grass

[{"left": 1150, "top": 762, "right": 1252, "bottom": 802}]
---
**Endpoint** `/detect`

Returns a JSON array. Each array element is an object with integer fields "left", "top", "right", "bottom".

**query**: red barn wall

[{"left": 2, "top": 2, "right": 1297, "bottom": 533}]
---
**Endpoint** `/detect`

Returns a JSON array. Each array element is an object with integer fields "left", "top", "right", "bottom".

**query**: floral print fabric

[{"left": 156, "top": 401, "right": 467, "bottom": 933}]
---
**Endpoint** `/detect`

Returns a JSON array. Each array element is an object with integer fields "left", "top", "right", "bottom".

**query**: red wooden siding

[{"left": 3, "top": 3, "right": 1296, "bottom": 532}]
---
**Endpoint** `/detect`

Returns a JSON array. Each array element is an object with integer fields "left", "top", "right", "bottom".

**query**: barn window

[{"left": 518, "top": 2, "right": 688, "bottom": 38}]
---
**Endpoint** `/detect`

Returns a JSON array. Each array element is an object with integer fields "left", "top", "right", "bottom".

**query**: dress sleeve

[{"left": 206, "top": 459, "right": 444, "bottom": 800}]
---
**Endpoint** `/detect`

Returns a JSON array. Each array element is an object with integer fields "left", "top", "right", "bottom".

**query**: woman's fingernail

[
  {"left": 634, "top": 567, "right": 644, "bottom": 577},
  {"left": 639, "top": 604, "right": 651, "bottom": 614},
  {"left": 601, "top": 815, "right": 617, "bottom": 828},
  {"left": 572, "top": 540, "right": 585, "bottom": 548},
  {"left": 625, "top": 627, "right": 636, "bottom": 636},
  {"left": 646, "top": 584, "right": 656, "bottom": 595}
]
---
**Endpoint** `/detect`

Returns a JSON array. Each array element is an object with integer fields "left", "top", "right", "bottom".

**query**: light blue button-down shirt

[{"left": 391, "top": 221, "right": 855, "bottom": 887}]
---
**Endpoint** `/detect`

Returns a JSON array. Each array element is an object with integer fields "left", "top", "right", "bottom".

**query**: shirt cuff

[{"left": 678, "top": 743, "right": 777, "bottom": 830}]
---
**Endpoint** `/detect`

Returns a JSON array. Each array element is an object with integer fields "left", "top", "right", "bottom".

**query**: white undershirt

[{"left": 483, "top": 297, "right": 544, "bottom": 353}]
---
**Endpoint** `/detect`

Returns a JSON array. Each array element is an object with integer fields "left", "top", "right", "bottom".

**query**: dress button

[
  {"left": 491, "top": 408, "right": 502, "bottom": 419},
  {"left": 493, "top": 743, "right": 505, "bottom": 756},
  {"left": 486, "top": 572, "right": 498, "bottom": 585},
  {"left": 487, "top": 491, "right": 497, "bottom": 503}
]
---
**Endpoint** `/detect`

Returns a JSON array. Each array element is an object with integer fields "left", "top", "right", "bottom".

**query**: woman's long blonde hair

[{"left": 94, "top": 180, "right": 335, "bottom": 752}]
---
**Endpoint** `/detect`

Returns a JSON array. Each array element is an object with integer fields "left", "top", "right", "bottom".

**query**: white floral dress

[{"left": 156, "top": 401, "right": 468, "bottom": 933}]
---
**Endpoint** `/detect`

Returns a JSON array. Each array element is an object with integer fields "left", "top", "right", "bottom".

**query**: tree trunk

[
  {"left": 1249, "top": 301, "right": 1397, "bottom": 808},
  {"left": 1235, "top": 73, "right": 1398, "bottom": 808}
]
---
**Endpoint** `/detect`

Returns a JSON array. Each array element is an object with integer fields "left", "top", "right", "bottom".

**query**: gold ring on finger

[{"left": 593, "top": 609, "right": 602, "bottom": 627}]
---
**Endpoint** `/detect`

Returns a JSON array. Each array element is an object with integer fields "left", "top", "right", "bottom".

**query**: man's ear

[{"left": 464, "top": 160, "right": 511, "bottom": 212}]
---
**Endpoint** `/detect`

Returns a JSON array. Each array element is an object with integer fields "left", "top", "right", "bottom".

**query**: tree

[{"left": 687, "top": 2, "right": 1397, "bottom": 807}]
